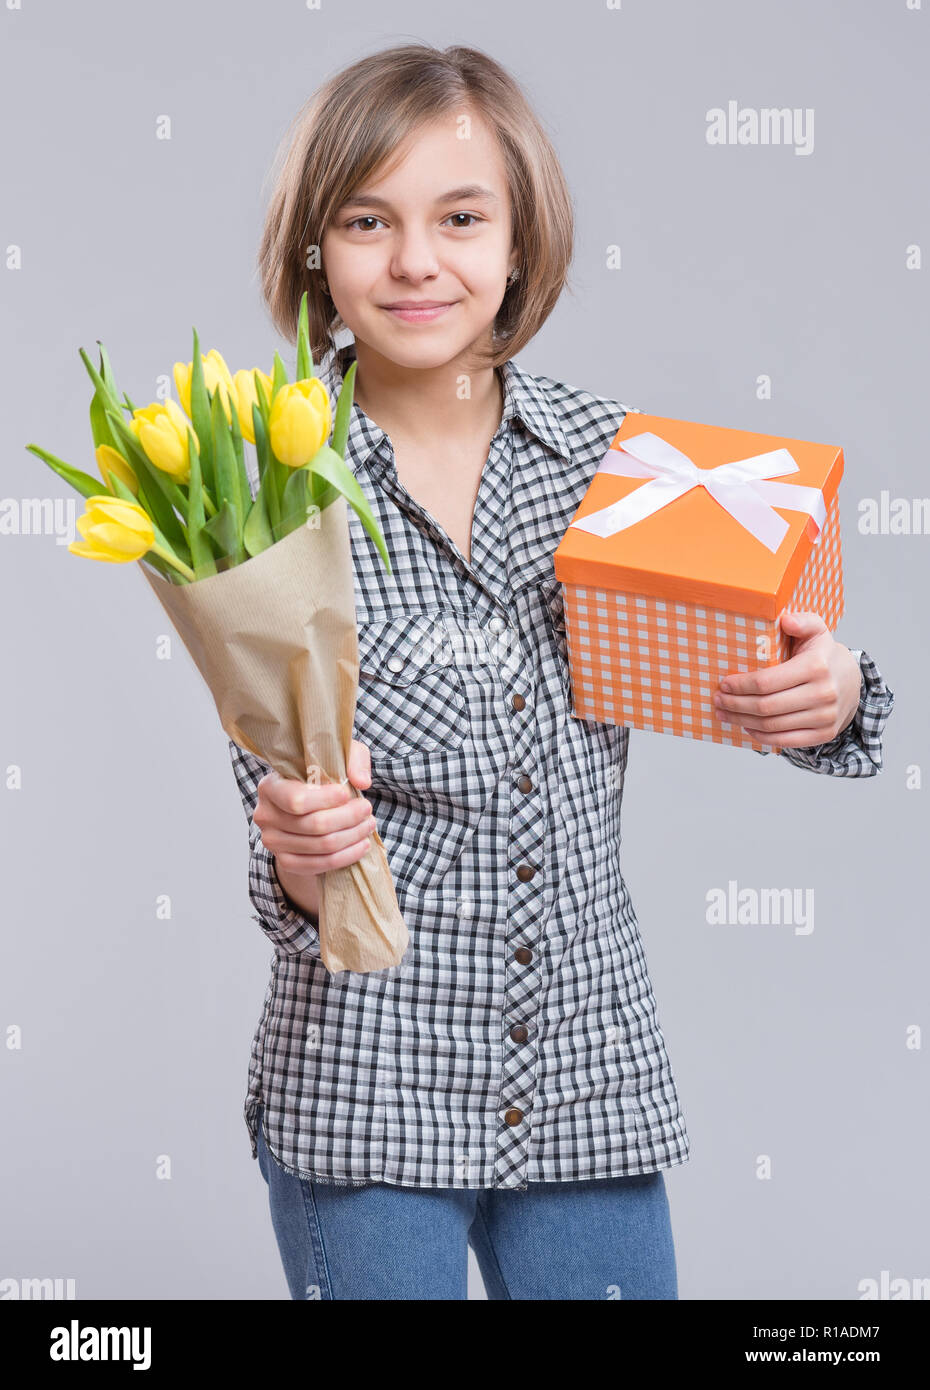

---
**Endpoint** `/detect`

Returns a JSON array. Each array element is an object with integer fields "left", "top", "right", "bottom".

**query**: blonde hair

[{"left": 257, "top": 42, "right": 575, "bottom": 370}]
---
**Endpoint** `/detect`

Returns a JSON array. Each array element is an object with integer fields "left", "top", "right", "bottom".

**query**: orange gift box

[{"left": 552, "top": 413, "right": 845, "bottom": 754}]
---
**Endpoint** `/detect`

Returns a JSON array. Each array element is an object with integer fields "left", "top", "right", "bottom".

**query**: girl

[{"left": 229, "top": 43, "right": 895, "bottom": 1301}]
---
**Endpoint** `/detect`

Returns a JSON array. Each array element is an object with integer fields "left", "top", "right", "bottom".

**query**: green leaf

[
  {"left": 254, "top": 372, "right": 291, "bottom": 525},
  {"left": 79, "top": 347, "right": 125, "bottom": 451},
  {"left": 211, "top": 390, "right": 244, "bottom": 550},
  {"left": 188, "top": 328, "right": 216, "bottom": 496},
  {"left": 271, "top": 350, "right": 288, "bottom": 399},
  {"left": 243, "top": 482, "right": 274, "bottom": 557},
  {"left": 296, "top": 290, "right": 314, "bottom": 381},
  {"left": 250, "top": 400, "right": 272, "bottom": 503},
  {"left": 332, "top": 358, "right": 356, "bottom": 456},
  {"left": 254, "top": 403, "right": 279, "bottom": 536},
  {"left": 227, "top": 387, "right": 253, "bottom": 520},
  {"left": 78, "top": 345, "right": 141, "bottom": 441},
  {"left": 275, "top": 466, "right": 311, "bottom": 540},
  {"left": 308, "top": 444, "right": 392, "bottom": 574},
  {"left": 88, "top": 344, "right": 123, "bottom": 452},
  {"left": 97, "top": 340, "right": 119, "bottom": 398},
  {"left": 184, "top": 429, "right": 217, "bottom": 579},
  {"left": 202, "top": 496, "right": 243, "bottom": 565},
  {"left": 251, "top": 402, "right": 268, "bottom": 487},
  {"left": 25, "top": 444, "right": 108, "bottom": 501},
  {"left": 308, "top": 356, "right": 356, "bottom": 513},
  {"left": 89, "top": 386, "right": 119, "bottom": 452},
  {"left": 253, "top": 370, "right": 272, "bottom": 427}
]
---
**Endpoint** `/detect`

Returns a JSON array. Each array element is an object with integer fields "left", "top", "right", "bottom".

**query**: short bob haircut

[{"left": 257, "top": 42, "right": 574, "bottom": 370}]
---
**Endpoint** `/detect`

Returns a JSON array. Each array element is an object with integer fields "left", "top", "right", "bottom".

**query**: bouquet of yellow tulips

[{"left": 26, "top": 292, "right": 409, "bottom": 975}]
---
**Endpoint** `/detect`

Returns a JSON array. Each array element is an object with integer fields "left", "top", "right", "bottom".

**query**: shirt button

[
  {"left": 516, "top": 774, "right": 533, "bottom": 793},
  {"left": 386, "top": 655, "right": 404, "bottom": 673},
  {"left": 516, "top": 864, "right": 536, "bottom": 882},
  {"left": 487, "top": 615, "right": 507, "bottom": 633},
  {"left": 511, "top": 693, "right": 526, "bottom": 711},
  {"left": 514, "top": 946, "right": 533, "bottom": 964},
  {"left": 509, "top": 1023, "right": 529, "bottom": 1043},
  {"left": 504, "top": 1107, "right": 524, "bottom": 1126}
]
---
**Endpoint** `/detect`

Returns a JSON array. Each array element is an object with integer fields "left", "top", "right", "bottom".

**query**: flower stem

[
  {"left": 201, "top": 486, "right": 217, "bottom": 517},
  {"left": 149, "top": 542, "right": 196, "bottom": 582}
]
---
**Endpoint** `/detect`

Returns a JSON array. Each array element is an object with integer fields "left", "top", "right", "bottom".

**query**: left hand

[{"left": 713, "top": 610, "right": 861, "bottom": 749}]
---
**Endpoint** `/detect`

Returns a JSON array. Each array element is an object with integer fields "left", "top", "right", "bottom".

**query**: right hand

[{"left": 252, "top": 739, "right": 377, "bottom": 880}]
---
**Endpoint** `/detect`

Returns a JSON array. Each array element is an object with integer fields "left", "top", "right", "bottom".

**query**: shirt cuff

[
  {"left": 228, "top": 736, "right": 322, "bottom": 957},
  {"left": 765, "top": 647, "right": 895, "bottom": 777},
  {"left": 249, "top": 837, "right": 322, "bottom": 957}
]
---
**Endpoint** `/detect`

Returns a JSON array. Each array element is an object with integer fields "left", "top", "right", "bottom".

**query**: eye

[
  {"left": 444, "top": 212, "right": 481, "bottom": 228},
  {"left": 345, "top": 215, "right": 385, "bottom": 233},
  {"left": 344, "top": 212, "right": 483, "bottom": 232}
]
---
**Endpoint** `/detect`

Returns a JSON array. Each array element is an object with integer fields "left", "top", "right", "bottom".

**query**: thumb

[
  {"left": 346, "top": 737, "right": 372, "bottom": 790},
  {"left": 778, "top": 608, "right": 828, "bottom": 644}
]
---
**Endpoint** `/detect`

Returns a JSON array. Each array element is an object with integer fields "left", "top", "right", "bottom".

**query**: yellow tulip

[
  {"left": 95, "top": 443, "right": 140, "bottom": 496},
  {"left": 128, "top": 399, "right": 193, "bottom": 482},
  {"left": 233, "top": 367, "right": 274, "bottom": 444},
  {"left": 268, "top": 378, "right": 332, "bottom": 468},
  {"left": 173, "top": 349, "right": 236, "bottom": 423},
  {"left": 69, "top": 495, "right": 154, "bottom": 564}
]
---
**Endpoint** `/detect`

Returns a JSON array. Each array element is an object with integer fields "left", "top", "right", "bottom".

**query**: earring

[{"left": 507, "top": 267, "right": 520, "bottom": 284}]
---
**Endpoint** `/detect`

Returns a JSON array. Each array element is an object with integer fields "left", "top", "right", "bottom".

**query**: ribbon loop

[{"left": 571, "top": 433, "right": 827, "bottom": 554}]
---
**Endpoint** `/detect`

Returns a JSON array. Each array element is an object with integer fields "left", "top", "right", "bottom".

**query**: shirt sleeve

[
  {"left": 227, "top": 738, "right": 323, "bottom": 957},
  {"left": 753, "top": 647, "right": 895, "bottom": 776}
]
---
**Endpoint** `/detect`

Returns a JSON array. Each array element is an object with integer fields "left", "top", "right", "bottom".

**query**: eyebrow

[{"left": 337, "top": 184, "right": 500, "bottom": 212}]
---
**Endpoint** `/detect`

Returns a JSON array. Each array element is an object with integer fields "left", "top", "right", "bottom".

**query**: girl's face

[{"left": 321, "top": 111, "right": 518, "bottom": 371}]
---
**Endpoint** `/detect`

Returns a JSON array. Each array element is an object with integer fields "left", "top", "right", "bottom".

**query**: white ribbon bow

[{"left": 569, "top": 432, "right": 828, "bottom": 554}]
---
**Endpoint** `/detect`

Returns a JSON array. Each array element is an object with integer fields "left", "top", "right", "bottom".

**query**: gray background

[{"left": 2, "top": 0, "right": 925, "bottom": 1300}]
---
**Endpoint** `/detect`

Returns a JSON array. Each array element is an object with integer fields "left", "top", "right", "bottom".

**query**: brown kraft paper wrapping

[{"left": 138, "top": 495, "right": 409, "bottom": 975}]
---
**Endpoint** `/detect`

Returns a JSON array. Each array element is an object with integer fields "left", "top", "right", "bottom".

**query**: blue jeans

[{"left": 255, "top": 1105, "right": 678, "bottom": 1299}]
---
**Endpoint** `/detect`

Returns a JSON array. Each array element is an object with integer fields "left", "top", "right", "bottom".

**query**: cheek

[
  {"left": 457, "top": 262, "right": 508, "bottom": 302},
  {"left": 323, "top": 239, "right": 372, "bottom": 289},
  {"left": 448, "top": 232, "right": 503, "bottom": 275}
]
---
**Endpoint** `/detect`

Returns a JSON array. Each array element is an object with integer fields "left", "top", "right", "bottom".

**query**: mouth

[{"left": 381, "top": 302, "right": 457, "bottom": 323}]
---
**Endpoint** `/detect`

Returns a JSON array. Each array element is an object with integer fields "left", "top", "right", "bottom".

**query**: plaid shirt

[{"left": 229, "top": 340, "right": 896, "bottom": 1191}]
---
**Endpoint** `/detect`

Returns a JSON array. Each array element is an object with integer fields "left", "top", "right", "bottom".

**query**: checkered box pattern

[{"left": 562, "top": 491, "right": 844, "bottom": 754}]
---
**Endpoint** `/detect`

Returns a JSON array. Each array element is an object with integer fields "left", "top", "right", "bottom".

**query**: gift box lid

[{"left": 553, "top": 413, "right": 844, "bottom": 620}]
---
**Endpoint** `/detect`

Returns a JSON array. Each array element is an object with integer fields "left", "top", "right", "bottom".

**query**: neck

[{"left": 346, "top": 339, "right": 504, "bottom": 451}]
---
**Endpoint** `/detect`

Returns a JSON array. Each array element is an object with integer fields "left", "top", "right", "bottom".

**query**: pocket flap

[{"left": 357, "top": 612, "right": 455, "bottom": 686}]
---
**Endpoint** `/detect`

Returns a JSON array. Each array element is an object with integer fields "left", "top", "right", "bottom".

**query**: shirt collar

[{"left": 313, "top": 337, "right": 571, "bottom": 466}]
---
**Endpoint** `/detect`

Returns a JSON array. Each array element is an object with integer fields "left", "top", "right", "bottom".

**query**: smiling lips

[{"left": 382, "top": 301, "right": 456, "bottom": 322}]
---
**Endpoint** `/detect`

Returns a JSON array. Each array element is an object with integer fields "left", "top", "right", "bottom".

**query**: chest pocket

[{"left": 353, "top": 612, "right": 469, "bottom": 761}]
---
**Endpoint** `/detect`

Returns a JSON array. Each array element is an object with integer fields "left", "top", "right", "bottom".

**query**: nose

[{"left": 389, "top": 228, "right": 442, "bottom": 284}]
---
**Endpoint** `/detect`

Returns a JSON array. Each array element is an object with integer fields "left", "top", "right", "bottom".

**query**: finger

[
  {"left": 718, "top": 655, "right": 823, "bottom": 698},
  {"left": 301, "top": 794, "right": 374, "bottom": 837},
  {"left": 716, "top": 677, "right": 832, "bottom": 719},
  {"left": 261, "top": 812, "right": 376, "bottom": 859},
  {"left": 262, "top": 770, "right": 352, "bottom": 816},
  {"left": 778, "top": 608, "right": 828, "bottom": 637},
  {"left": 258, "top": 791, "right": 374, "bottom": 836},
  {"left": 721, "top": 695, "right": 838, "bottom": 737},
  {"left": 717, "top": 707, "right": 837, "bottom": 742},
  {"left": 347, "top": 738, "right": 372, "bottom": 789},
  {"left": 274, "top": 837, "right": 373, "bottom": 876}
]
